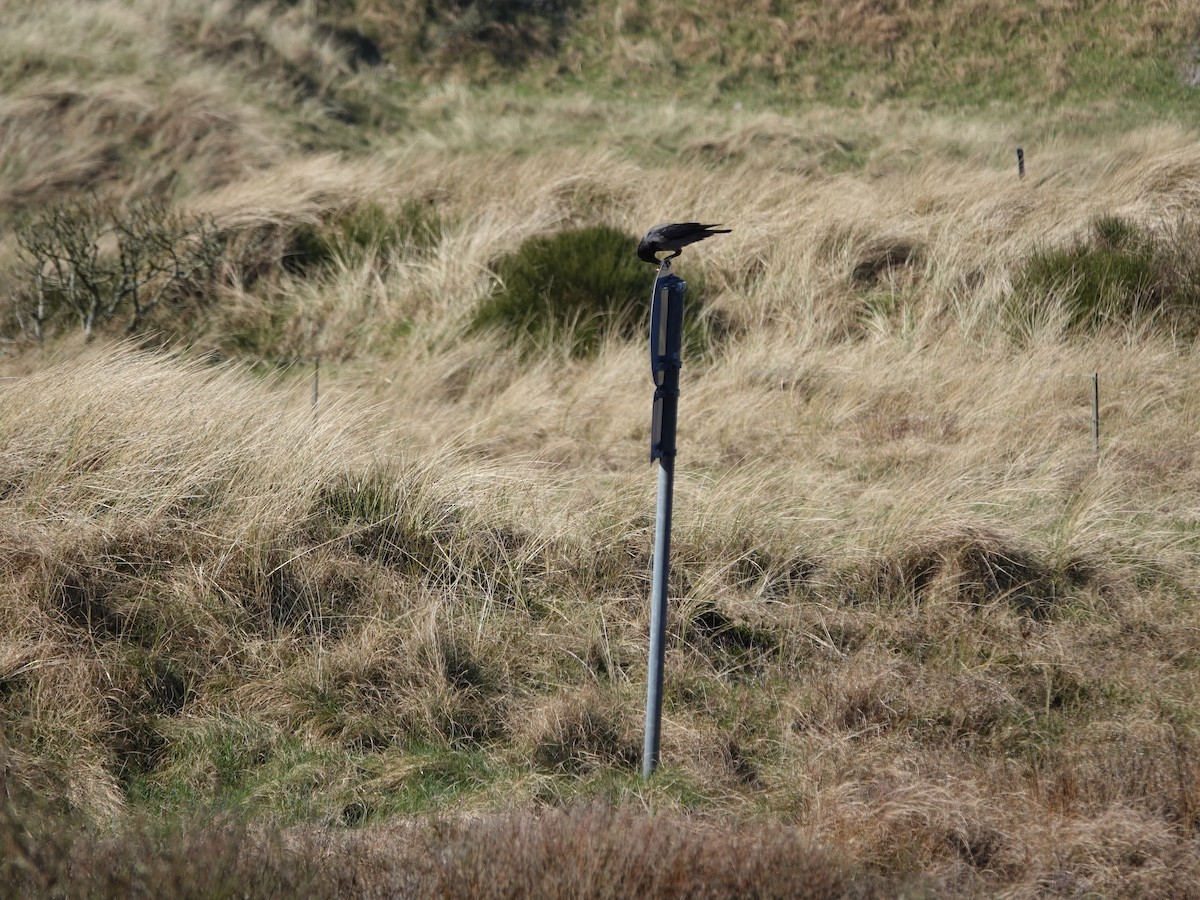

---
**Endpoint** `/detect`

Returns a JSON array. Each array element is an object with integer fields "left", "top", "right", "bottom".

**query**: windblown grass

[{"left": 4, "top": 0, "right": 1200, "bottom": 895}]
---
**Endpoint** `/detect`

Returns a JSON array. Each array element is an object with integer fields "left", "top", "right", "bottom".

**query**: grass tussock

[
  {"left": 868, "top": 524, "right": 1087, "bottom": 620},
  {"left": 473, "top": 222, "right": 727, "bottom": 359},
  {"left": 473, "top": 224, "right": 667, "bottom": 357},
  {"left": 1014, "top": 213, "right": 1200, "bottom": 336},
  {"left": 284, "top": 199, "right": 443, "bottom": 278}
]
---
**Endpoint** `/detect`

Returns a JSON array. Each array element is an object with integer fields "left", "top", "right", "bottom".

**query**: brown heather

[{"left": 3, "top": 0, "right": 1200, "bottom": 896}]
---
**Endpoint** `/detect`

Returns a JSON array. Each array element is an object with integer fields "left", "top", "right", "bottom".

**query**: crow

[{"left": 637, "top": 222, "right": 731, "bottom": 264}]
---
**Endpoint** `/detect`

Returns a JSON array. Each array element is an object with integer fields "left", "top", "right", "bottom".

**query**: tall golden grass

[{"left": 4, "top": 0, "right": 1200, "bottom": 895}]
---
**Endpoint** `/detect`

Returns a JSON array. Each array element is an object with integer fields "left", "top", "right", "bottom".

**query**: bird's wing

[{"left": 654, "top": 222, "right": 707, "bottom": 241}]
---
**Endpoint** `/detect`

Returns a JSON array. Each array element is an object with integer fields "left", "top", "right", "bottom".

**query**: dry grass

[
  {"left": 2, "top": 801, "right": 865, "bottom": 898},
  {"left": 4, "top": 0, "right": 1200, "bottom": 896}
]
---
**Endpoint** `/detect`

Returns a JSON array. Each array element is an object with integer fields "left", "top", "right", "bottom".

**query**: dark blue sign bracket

[{"left": 649, "top": 264, "right": 686, "bottom": 461}]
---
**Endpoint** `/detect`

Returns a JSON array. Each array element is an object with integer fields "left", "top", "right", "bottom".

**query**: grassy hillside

[{"left": 4, "top": 1, "right": 1200, "bottom": 896}]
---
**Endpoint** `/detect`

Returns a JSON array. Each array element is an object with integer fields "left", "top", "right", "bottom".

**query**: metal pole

[
  {"left": 312, "top": 355, "right": 320, "bottom": 418},
  {"left": 643, "top": 454, "right": 674, "bottom": 779},
  {"left": 643, "top": 263, "right": 684, "bottom": 780},
  {"left": 1091, "top": 372, "right": 1100, "bottom": 453}
]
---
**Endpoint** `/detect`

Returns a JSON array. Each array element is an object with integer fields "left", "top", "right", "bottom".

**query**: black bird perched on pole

[{"left": 638, "top": 222, "right": 731, "bottom": 264}]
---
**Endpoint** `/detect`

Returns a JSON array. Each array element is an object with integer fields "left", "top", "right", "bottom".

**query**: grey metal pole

[
  {"left": 643, "top": 454, "right": 674, "bottom": 779},
  {"left": 643, "top": 263, "right": 685, "bottom": 780},
  {"left": 312, "top": 355, "right": 320, "bottom": 418}
]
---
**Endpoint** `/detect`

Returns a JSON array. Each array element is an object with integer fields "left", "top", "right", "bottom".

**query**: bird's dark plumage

[{"left": 638, "top": 222, "right": 731, "bottom": 264}]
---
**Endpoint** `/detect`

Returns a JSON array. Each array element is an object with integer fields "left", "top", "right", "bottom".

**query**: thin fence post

[
  {"left": 312, "top": 356, "right": 320, "bottom": 419},
  {"left": 1017, "top": 146, "right": 1025, "bottom": 180},
  {"left": 1091, "top": 372, "right": 1100, "bottom": 454}
]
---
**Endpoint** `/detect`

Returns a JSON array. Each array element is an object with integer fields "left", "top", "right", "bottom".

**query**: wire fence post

[
  {"left": 1091, "top": 372, "right": 1100, "bottom": 454},
  {"left": 1017, "top": 146, "right": 1026, "bottom": 179},
  {"left": 643, "top": 260, "right": 686, "bottom": 780},
  {"left": 311, "top": 355, "right": 320, "bottom": 420}
]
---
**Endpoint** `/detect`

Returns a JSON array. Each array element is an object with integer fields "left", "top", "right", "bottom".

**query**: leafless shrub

[{"left": 11, "top": 195, "right": 224, "bottom": 341}]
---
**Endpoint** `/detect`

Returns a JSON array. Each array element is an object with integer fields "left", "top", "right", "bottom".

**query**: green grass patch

[
  {"left": 1013, "top": 214, "right": 1200, "bottom": 335},
  {"left": 359, "top": 747, "right": 497, "bottom": 819},
  {"left": 285, "top": 200, "right": 442, "bottom": 276},
  {"left": 126, "top": 718, "right": 296, "bottom": 810},
  {"left": 131, "top": 725, "right": 501, "bottom": 822}
]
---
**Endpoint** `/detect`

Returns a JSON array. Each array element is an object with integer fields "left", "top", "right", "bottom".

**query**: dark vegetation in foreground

[{"left": 1, "top": 800, "right": 869, "bottom": 900}]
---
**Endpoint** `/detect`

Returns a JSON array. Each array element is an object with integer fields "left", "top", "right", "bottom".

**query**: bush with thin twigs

[{"left": 11, "top": 195, "right": 223, "bottom": 341}]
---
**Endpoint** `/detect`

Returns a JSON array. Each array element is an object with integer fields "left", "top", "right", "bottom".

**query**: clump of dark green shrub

[
  {"left": 285, "top": 200, "right": 442, "bottom": 276},
  {"left": 473, "top": 225, "right": 720, "bottom": 357},
  {"left": 433, "top": 0, "right": 582, "bottom": 68},
  {"left": 10, "top": 196, "right": 224, "bottom": 341},
  {"left": 1014, "top": 214, "right": 1200, "bottom": 333}
]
